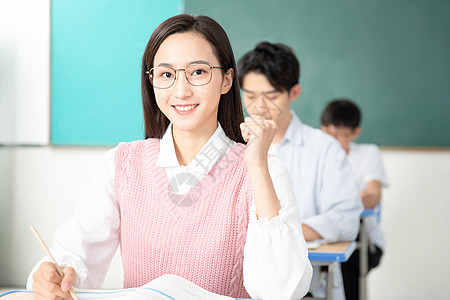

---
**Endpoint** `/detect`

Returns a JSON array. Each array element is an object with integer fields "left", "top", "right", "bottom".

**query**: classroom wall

[
  {"left": 0, "top": 146, "right": 123, "bottom": 288},
  {"left": 369, "top": 150, "right": 450, "bottom": 299},
  {"left": 0, "top": 0, "right": 50, "bottom": 145},
  {"left": 1, "top": 148, "right": 450, "bottom": 299}
]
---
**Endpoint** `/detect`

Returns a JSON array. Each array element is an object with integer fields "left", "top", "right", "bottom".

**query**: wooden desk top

[{"left": 308, "top": 241, "right": 356, "bottom": 262}]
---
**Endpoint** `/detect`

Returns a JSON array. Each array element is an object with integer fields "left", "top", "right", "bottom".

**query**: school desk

[{"left": 305, "top": 241, "right": 356, "bottom": 300}]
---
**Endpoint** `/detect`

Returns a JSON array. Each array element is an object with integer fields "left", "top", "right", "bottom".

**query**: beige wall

[
  {"left": 369, "top": 150, "right": 450, "bottom": 299},
  {"left": 0, "top": 0, "right": 50, "bottom": 145}
]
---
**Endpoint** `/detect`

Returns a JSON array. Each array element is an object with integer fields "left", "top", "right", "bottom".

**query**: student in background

[
  {"left": 27, "top": 15, "right": 312, "bottom": 300},
  {"left": 321, "top": 98, "right": 389, "bottom": 300},
  {"left": 238, "top": 42, "right": 362, "bottom": 300}
]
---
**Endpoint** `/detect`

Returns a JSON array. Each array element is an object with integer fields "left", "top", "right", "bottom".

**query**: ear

[
  {"left": 289, "top": 84, "right": 302, "bottom": 102},
  {"left": 352, "top": 126, "right": 362, "bottom": 140},
  {"left": 221, "top": 68, "right": 234, "bottom": 94}
]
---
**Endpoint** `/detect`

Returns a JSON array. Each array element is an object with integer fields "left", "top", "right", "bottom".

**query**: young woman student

[{"left": 27, "top": 14, "right": 312, "bottom": 300}]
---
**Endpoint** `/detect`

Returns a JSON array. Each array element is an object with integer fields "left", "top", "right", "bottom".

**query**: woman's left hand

[{"left": 240, "top": 115, "right": 278, "bottom": 168}]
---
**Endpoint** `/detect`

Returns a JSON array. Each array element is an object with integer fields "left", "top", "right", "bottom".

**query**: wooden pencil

[{"left": 29, "top": 225, "right": 78, "bottom": 300}]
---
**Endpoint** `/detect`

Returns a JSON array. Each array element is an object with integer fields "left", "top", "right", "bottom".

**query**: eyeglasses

[{"left": 146, "top": 63, "right": 225, "bottom": 89}]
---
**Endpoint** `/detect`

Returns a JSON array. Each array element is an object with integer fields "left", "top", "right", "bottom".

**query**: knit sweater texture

[{"left": 114, "top": 138, "right": 252, "bottom": 298}]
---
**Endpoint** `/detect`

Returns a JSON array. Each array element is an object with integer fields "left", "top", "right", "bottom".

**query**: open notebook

[{"left": 0, "top": 274, "right": 252, "bottom": 300}]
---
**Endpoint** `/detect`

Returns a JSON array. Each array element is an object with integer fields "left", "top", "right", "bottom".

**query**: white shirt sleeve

[
  {"left": 359, "top": 145, "right": 389, "bottom": 188},
  {"left": 27, "top": 148, "right": 120, "bottom": 289},
  {"left": 302, "top": 143, "right": 363, "bottom": 243},
  {"left": 243, "top": 156, "right": 313, "bottom": 300}
]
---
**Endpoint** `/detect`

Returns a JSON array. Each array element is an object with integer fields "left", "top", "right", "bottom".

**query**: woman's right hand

[{"left": 32, "top": 262, "right": 77, "bottom": 300}]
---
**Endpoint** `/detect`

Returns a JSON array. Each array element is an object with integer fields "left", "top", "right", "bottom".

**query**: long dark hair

[{"left": 141, "top": 14, "right": 245, "bottom": 143}]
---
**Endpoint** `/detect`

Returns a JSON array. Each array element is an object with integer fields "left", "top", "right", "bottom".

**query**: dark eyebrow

[
  {"left": 156, "top": 60, "right": 213, "bottom": 68},
  {"left": 241, "top": 88, "right": 279, "bottom": 94},
  {"left": 156, "top": 63, "right": 174, "bottom": 68},
  {"left": 264, "top": 90, "right": 280, "bottom": 95},
  {"left": 189, "top": 60, "right": 212, "bottom": 65}
]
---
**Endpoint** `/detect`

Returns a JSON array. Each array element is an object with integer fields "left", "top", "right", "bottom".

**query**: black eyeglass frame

[{"left": 145, "top": 63, "right": 225, "bottom": 89}]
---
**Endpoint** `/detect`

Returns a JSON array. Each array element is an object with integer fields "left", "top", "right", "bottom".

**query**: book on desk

[{"left": 0, "top": 274, "right": 254, "bottom": 300}]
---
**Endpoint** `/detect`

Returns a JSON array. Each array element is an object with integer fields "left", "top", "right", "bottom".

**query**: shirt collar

[
  {"left": 348, "top": 142, "right": 356, "bottom": 154},
  {"left": 156, "top": 123, "right": 179, "bottom": 168},
  {"left": 280, "top": 109, "right": 305, "bottom": 147},
  {"left": 156, "top": 122, "right": 235, "bottom": 175}
]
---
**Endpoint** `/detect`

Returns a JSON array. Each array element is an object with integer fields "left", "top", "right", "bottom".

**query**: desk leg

[
  {"left": 326, "top": 262, "right": 336, "bottom": 300},
  {"left": 359, "top": 218, "right": 368, "bottom": 300}
]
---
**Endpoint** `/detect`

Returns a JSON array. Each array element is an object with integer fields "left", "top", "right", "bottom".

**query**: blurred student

[
  {"left": 27, "top": 15, "right": 312, "bottom": 300},
  {"left": 321, "top": 98, "right": 389, "bottom": 300},
  {"left": 238, "top": 42, "right": 362, "bottom": 300}
]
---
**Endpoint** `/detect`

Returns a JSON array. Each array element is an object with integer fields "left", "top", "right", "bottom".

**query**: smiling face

[{"left": 152, "top": 31, "right": 233, "bottom": 138}]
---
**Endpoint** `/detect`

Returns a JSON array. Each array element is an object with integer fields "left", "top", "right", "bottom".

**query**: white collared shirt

[
  {"left": 27, "top": 122, "right": 312, "bottom": 300},
  {"left": 269, "top": 111, "right": 363, "bottom": 300},
  {"left": 348, "top": 142, "right": 389, "bottom": 249},
  {"left": 156, "top": 123, "right": 235, "bottom": 195},
  {"left": 269, "top": 110, "right": 363, "bottom": 242}
]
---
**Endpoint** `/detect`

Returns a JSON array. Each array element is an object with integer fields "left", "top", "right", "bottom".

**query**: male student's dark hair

[
  {"left": 238, "top": 42, "right": 300, "bottom": 92},
  {"left": 320, "top": 99, "right": 361, "bottom": 129}
]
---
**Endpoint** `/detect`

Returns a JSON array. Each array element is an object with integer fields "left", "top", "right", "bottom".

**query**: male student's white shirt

[
  {"left": 269, "top": 111, "right": 362, "bottom": 242},
  {"left": 27, "top": 123, "right": 312, "bottom": 300},
  {"left": 268, "top": 110, "right": 363, "bottom": 300},
  {"left": 347, "top": 142, "right": 389, "bottom": 249}
]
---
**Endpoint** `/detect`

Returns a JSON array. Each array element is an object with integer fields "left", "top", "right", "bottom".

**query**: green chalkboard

[
  {"left": 186, "top": 0, "right": 450, "bottom": 147},
  {"left": 51, "top": 0, "right": 182, "bottom": 145}
]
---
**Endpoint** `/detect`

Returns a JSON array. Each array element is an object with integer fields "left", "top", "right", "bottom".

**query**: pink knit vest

[{"left": 114, "top": 139, "right": 252, "bottom": 298}]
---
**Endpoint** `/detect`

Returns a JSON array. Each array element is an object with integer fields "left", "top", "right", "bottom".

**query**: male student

[
  {"left": 238, "top": 42, "right": 363, "bottom": 299},
  {"left": 320, "top": 99, "right": 389, "bottom": 300}
]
